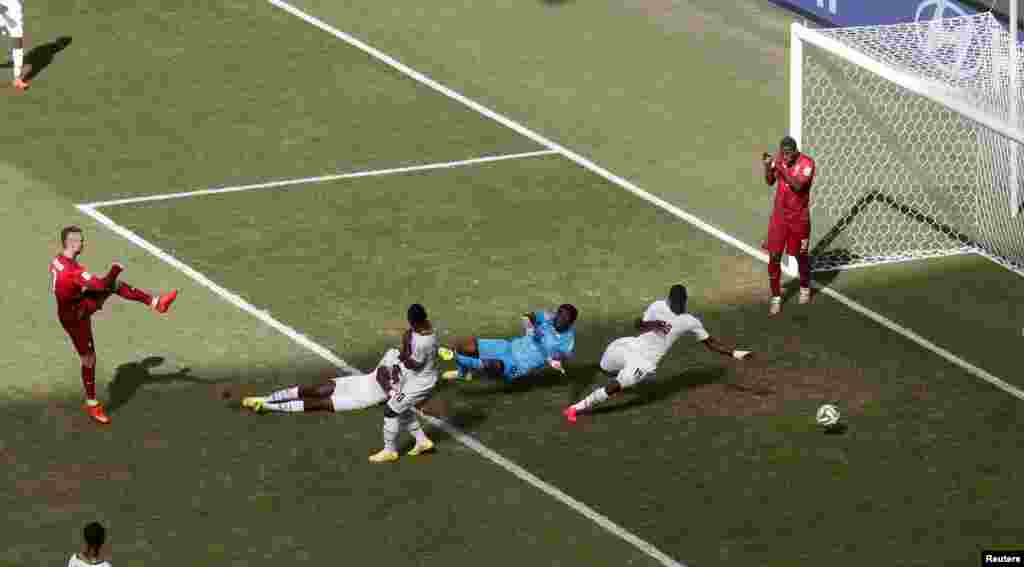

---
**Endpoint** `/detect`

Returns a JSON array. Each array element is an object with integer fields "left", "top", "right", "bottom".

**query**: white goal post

[{"left": 789, "top": 14, "right": 1024, "bottom": 277}]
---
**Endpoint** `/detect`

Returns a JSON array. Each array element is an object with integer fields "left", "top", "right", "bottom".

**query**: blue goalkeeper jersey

[{"left": 532, "top": 310, "right": 576, "bottom": 361}]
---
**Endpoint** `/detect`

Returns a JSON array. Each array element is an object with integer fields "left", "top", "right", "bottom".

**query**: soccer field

[{"left": 3, "top": 1, "right": 1024, "bottom": 565}]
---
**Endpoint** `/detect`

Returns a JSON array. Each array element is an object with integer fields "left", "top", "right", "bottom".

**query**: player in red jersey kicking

[
  {"left": 49, "top": 226, "right": 178, "bottom": 424},
  {"left": 762, "top": 136, "right": 816, "bottom": 316}
]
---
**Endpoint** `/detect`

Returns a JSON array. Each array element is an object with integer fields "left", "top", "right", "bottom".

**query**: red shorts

[
  {"left": 763, "top": 218, "right": 810, "bottom": 256},
  {"left": 57, "top": 294, "right": 108, "bottom": 356}
]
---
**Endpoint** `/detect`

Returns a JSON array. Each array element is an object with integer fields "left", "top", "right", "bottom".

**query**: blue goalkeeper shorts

[{"left": 476, "top": 338, "right": 528, "bottom": 381}]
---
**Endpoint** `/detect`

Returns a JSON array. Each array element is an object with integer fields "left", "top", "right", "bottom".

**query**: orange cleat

[
  {"left": 155, "top": 289, "right": 178, "bottom": 314},
  {"left": 85, "top": 403, "right": 111, "bottom": 425},
  {"left": 13, "top": 78, "right": 29, "bottom": 91},
  {"left": 562, "top": 406, "right": 577, "bottom": 424}
]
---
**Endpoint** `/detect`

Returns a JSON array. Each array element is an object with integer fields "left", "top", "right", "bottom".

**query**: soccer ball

[{"left": 816, "top": 404, "right": 840, "bottom": 427}]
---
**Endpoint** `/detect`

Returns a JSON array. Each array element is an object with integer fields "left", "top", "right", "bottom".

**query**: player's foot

[
  {"left": 85, "top": 403, "right": 111, "bottom": 425},
  {"left": 241, "top": 396, "right": 266, "bottom": 412},
  {"left": 12, "top": 78, "right": 28, "bottom": 91},
  {"left": 407, "top": 438, "right": 435, "bottom": 456},
  {"left": 799, "top": 287, "right": 812, "bottom": 304},
  {"left": 769, "top": 296, "right": 782, "bottom": 316},
  {"left": 369, "top": 448, "right": 399, "bottom": 463},
  {"left": 562, "top": 406, "right": 577, "bottom": 424},
  {"left": 442, "top": 369, "right": 472, "bottom": 382},
  {"left": 438, "top": 347, "right": 455, "bottom": 362},
  {"left": 155, "top": 289, "right": 178, "bottom": 313}
]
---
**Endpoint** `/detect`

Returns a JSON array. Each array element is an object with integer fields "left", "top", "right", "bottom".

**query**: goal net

[{"left": 791, "top": 13, "right": 1024, "bottom": 277}]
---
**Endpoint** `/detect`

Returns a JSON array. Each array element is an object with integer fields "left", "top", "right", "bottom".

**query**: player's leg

[
  {"left": 3, "top": 0, "right": 26, "bottom": 89},
  {"left": 370, "top": 404, "right": 402, "bottom": 463},
  {"left": 244, "top": 380, "right": 335, "bottom": 412},
  {"left": 564, "top": 338, "right": 631, "bottom": 422},
  {"left": 566, "top": 342, "right": 656, "bottom": 422},
  {"left": 451, "top": 336, "right": 479, "bottom": 356},
  {"left": 400, "top": 408, "right": 434, "bottom": 456},
  {"left": 787, "top": 221, "right": 813, "bottom": 304},
  {"left": 62, "top": 316, "right": 110, "bottom": 424},
  {"left": 764, "top": 220, "right": 789, "bottom": 315}
]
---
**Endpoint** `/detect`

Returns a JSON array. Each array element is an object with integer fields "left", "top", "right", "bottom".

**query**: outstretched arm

[{"left": 701, "top": 336, "right": 752, "bottom": 359}]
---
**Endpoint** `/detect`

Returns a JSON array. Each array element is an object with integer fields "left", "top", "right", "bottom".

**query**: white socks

[
  {"left": 268, "top": 386, "right": 299, "bottom": 402},
  {"left": 12, "top": 47, "right": 22, "bottom": 80},
  {"left": 264, "top": 400, "right": 304, "bottom": 412},
  {"left": 383, "top": 417, "right": 400, "bottom": 452},
  {"left": 403, "top": 413, "right": 429, "bottom": 444},
  {"left": 572, "top": 387, "right": 609, "bottom": 412}
]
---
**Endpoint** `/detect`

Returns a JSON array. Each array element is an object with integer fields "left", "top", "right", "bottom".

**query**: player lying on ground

[
  {"left": 762, "top": 135, "right": 816, "bottom": 315},
  {"left": 50, "top": 226, "right": 178, "bottom": 425},
  {"left": 563, "top": 285, "right": 751, "bottom": 422},
  {"left": 1, "top": 0, "right": 28, "bottom": 89},
  {"left": 439, "top": 304, "right": 578, "bottom": 383},
  {"left": 243, "top": 303, "right": 447, "bottom": 416},
  {"left": 369, "top": 303, "right": 444, "bottom": 463},
  {"left": 242, "top": 349, "right": 402, "bottom": 414}
]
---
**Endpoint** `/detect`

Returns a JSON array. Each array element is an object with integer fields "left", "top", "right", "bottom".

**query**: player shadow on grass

[
  {"left": 587, "top": 366, "right": 728, "bottom": 417},
  {"left": 0, "top": 36, "right": 73, "bottom": 81},
  {"left": 106, "top": 356, "right": 222, "bottom": 414}
]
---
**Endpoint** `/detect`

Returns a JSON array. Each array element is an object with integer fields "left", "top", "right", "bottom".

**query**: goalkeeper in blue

[{"left": 440, "top": 304, "right": 578, "bottom": 383}]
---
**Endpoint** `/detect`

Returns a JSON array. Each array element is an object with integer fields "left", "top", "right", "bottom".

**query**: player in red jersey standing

[
  {"left": 49, "top": 226, "right": 178, "bottom": 424},
  {"left": 762, "top": 136, "right": 816, "bottom": 316}
]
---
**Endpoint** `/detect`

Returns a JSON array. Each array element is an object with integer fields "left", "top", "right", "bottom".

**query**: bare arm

[
  {"left": 763, "top": 153, "right": 777, "bottom": 186},
  {"left": 701, "top": 336, "right": 752, "bottom": 359}
]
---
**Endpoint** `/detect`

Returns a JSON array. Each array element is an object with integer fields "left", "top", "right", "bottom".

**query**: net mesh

[{"left": 800, "top": 13, "right": 1024, "bottom": 275}]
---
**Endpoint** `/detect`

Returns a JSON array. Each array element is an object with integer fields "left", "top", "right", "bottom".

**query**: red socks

[
  {"left": 768, "top": 257, "right": 782, "bottom": 296},
  {"left": 82, "top": 365, "right": 96, "bottom": 400},
  {"left": 115, "top": 282, "right": 153, "bottom": 307},
  {"left": 797, "top": 254, "right": 812, "bottom": 288}
]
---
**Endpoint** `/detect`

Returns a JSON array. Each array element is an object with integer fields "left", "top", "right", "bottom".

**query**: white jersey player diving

[{"left": 563, "top": 284, "right": 752, "bottom": 422}]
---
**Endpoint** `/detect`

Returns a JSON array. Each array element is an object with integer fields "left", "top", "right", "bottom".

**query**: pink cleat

[{"left": 562, "top": 406, "right": 577, "bottom": 424}]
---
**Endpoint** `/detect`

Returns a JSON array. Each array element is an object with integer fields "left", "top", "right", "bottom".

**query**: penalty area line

[
  {"left": 81, "top": 149, "right": 557, "bottom": 208},
  {"left": 75, "top": 202, "right": 688, "bottom": 567}
]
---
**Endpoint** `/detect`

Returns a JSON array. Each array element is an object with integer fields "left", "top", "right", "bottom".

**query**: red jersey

[
  {"left": 49, "top": 254, "right": 108, "bottom": 315},
  {"left": 771, "top": 153, "right": 815, "bottom": 224}
]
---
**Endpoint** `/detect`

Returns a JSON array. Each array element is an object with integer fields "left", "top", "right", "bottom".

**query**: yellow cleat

[
  {"left": 407, "top": 438, "right": 435, "bottom": 456},
  {"left": 442, "top": 369, "right": 472, "bottom": 382},
  {"left": 242, "top": 397, "right": 267, "bottom": 412},
  {"left": 438, "top": 347, "right": 455, "bottom": 361},
  {"left": 369, "top": 449, "right": 400, "bottom": 463}
]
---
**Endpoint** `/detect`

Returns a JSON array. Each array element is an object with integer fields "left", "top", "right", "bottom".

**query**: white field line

[
  {"left": 265, "top": 0, "right": 1017, "bottom": 404},
  {"left": 82, "top": 150, "right": 557, "bottom": 208},
  {"left": 77, "top": 203, "right": 687, "bottom": 567},
  {"left": 75, "top": 204, "right": 363, "bottom": 377}
]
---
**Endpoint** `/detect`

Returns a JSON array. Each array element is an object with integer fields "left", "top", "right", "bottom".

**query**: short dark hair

[
  {"left": 60, "top": 226, "right": 83, "bottom": 247},
  {"left": 780, "top": 136, "right": 798, "bottom": 152},
  {"left": 83, "top": 522, "right": 105, "bottom": 548},
  {"left": 557, "top": 303, "right": 578, "bottom": 324},
  {"left": 407, "top": 303, "right": 427, "bottom": 324}
]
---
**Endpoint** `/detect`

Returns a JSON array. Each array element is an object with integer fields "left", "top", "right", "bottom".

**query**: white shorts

[
  {"left": 328, "top": 349, "right": 399, "bottom": 412},
  {"left": 0, "top": 0, "right": 23, "bottom": 37},
  {"left": 386, "top": 376, "right": 437, "bottom": 414},
  {"left": 600, "top": 337, "right": 656, "bottom": 389},
  {"left": 330, "top": 373, "right": 387, "bottom": 412}
]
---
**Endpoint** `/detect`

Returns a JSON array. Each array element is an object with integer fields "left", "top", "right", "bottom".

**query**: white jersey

[
  {"left": 68, "top": 554, "right": 111, "bottom": 567},
  {"left": 398, "top": 329, "right": 439, "bottom": 393},
  {"left": 632, "top": 299, "right": 709, "bottom": 364}
]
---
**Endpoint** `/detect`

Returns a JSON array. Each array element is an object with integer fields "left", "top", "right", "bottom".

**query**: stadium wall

[{"left": 767, "top": 0, "right": 1022, "bottom": 33}]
